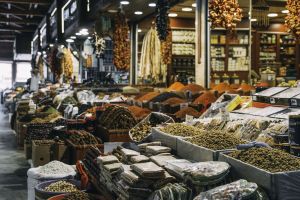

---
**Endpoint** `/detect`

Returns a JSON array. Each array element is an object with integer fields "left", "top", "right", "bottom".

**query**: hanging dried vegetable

[
  {"left": 61, "top": 48, "right": 73, "bottom": 81},
  {"left": 36, "top": 55, "right": 44, "bottom": 79},
  {"left": 285, "top": 0, "right": 300, "bottom": 38},
  {"left": 156, "top": 0, "right": 170, "bottom": 41},
  {"left": 209, "top": 0, "right": 243, "bottom": 30},
  {"left": 49, "top": 47, "right": 63, "bottom": 81},
  {"left": 113, "top": 11, "right": 130, "bottom": 71},
  {"left": 161, "top": 24, "right": 172, "bottom": 65},
  {"left": 93, "top": 32, "right": 106, "bottom": 57}
]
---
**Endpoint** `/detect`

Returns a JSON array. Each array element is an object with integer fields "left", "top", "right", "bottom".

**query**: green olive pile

[
  {"left": 160, "top": 123, "right": 202, "bottom": 137},
  {"left": 44, "top": 180, "right": 78, "bottom": 193},
  {"left": 229, "top": 147, "right": 300, "bottom": 173}
]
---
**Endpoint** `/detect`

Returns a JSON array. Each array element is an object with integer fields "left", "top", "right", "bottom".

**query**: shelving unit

[{"left": 210, "top": 28, "right": 250, "bottom": 83}]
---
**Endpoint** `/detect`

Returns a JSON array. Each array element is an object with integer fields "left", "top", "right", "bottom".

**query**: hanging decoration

[
  {"left": 113, "top": 11, "right": 130, "bottom": 71},
  {"left": 49, "top": 47, "right": 63, "bottom": 81},
  {"left": 252, "top": 0, "right": 270, "bottom": 27},
  {"left": 61, "top": 48, "right": 73, "bottom": 81},
  {"left": 156, "top": 0, "right": 170, "bottom": 41},
  {"left": 285, "top": 0, "right": 300, "bottom": 39},
  {"left": 92, "top": 32, "right": 106, "bottom": 57},
  {"left": 209, "top": 0, "right": 243, "bottom": 30},
  {"left": 36, "top": 55, "right": 44, "bottom": 79},
  {"left": 140, "top": 27, "right": 166, "bottom": 83},
  {"left": 161, "top": 24, "right": 172, "bottom": 65}
]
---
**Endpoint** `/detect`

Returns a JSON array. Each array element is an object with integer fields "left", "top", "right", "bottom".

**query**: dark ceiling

[{"left": 0, "top": 0, "right": 53, "bottom": 60}]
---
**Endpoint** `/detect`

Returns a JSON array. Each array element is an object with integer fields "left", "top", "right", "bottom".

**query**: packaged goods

[{"left": 229, "top": 147, "right": 300, "bottom": 173}]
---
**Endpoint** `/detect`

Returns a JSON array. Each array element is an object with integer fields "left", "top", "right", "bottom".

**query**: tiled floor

[{"left": 0, "top": 107, "right": 29, "bottom": 199}]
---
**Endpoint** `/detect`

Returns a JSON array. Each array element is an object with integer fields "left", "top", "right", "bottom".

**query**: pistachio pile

[
  {"left": 44, "top": 180, "right": 78, "bottom": 193},
  {"left": 62, "top": 191, "right": 90, "bottom": 200},
  {"left": 160, "top": 123, "right": 202, "bottom": 137},
  {"left": 130, "top": 122, "right": 152, "bottom": 142},
  {"left": 186, "top": 130, "right": 245, "bottom": 150},
  {"left": 229, "top": 147, "right": 300, "bottom": 173}
]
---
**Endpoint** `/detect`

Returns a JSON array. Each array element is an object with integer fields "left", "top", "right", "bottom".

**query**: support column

[
  {"left": 130, "top": 23, "right": 138, "bottom": 85},
  {"left": 12, "top": 61, "right": 17, "bottom": 86},
  {"left": 56, "top": 0, "right": 64, "bottom": 43},
  {"left": 195, "top": 0, "right": 209, "bottom": 87}
]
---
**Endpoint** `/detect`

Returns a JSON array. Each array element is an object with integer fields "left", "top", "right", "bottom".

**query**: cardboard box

[{"left": 32, "top": 140, "right": 54, "bottom": 167}]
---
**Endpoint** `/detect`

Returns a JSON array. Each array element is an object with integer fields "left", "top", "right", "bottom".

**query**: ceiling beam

[
  {"left": 0, "top": 18, "right": 39, "bottom": 25},
  {"left": 0, "top": 0, "right": 49, "bottom": 5},
  {"left": 0, "top": 8, "right": 44, "bottom": 16}
]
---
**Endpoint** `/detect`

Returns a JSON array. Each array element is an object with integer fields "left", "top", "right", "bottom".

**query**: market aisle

[{"left": 0, "top": 107, "right": 29, "bottom": 200}]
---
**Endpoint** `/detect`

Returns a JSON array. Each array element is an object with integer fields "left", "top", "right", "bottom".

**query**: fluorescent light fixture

[
  {"left": 251, "top": 18, "right": 257, "bottom": 22},
  {"left": 75, "top": 32, "right": 82, "bottom": 36},
  {"left": 66, "top": 39, "right": 74, "bottom": 43},
  {"left": 61, "top": 0, "right": 72, "bottom": 34},
  {"left": 81, "top": 31, "right": 89, "bottom": 36},
  {"left": 134, "top": 11, "right": 143, "bottom": 15},
  {"left": 120, "top": 1, "right": 129, "bottom": 5},
  {"left": 32, "top": 35, "right": 38, "bottom": 42},
  {"left": 70, "top": 36, "right": 76, "bottom": 39},
  {"left": 138, "top": 29, "right": 142, "bottom": 32},
  {"left": 267, "top": 13, "right": 278, "bottom": 17},
  {"left": 281, "top": 10, "right": 289, "bottom": 14},
  {"left": 148, "top": 3, "right": 156, "bottom": 7},
  {"left": 168, "top": 13, "right": 178, "bottom": 17},
  {"left": 51, "top": 8, "right": 57, "bottom": 17},
  {"left": 182, "top": 7, "right": 193, "bottom": 12},
  {"left": 192, "top": 3, "right": 196, "bottom": 7}
]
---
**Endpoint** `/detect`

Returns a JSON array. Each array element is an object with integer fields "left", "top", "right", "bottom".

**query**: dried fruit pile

[
  {"left": 285, "top": 0, "right": 300, "bottom": 38},
  {"left": 209, "top": 0, "right": 243, "bottom": 30},
  {"left": 229, "top": 148, "right": 300, "bottom": 173},
  {"left": 113, "top": 11, "right": 130, "bottom": 71}
]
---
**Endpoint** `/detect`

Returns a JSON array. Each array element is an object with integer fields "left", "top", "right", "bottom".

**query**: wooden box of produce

[
  {"left": 66, "top": 139, "right": 104, "bottom": 164},
  {"left": 96, "top": 125, "right": 131, "bottom": 143},
  {"left": 16, "top": 120, "right": 27, "bottom": 149},
  {"left": 218, "top": 153, "right": 300, "bottom": 200},
  {"left": 32, "top": 140, "right": 54, "bottom": 167}
]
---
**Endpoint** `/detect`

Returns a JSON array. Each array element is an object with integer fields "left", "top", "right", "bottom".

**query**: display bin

[
  {"left": 96, "top": 125, "right": 131, "bottom": 142},
  {"left": 149, "top": 128, "right": 185, "bottom": 151},
  {"left": 32, "top": 140, "right": 54, "bottom": 167},
  {"left": 269, "top": 88, "right": 300, "bottom": 106},
  {"left": 218, "top": 153, "right": 300, "bottom": 200},
  {"left": 66, "top": 139, "right": 104, "bottom": 164}
]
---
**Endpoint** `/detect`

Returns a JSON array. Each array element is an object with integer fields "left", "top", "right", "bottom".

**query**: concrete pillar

[{"left": 195, "top": 0, "right": 209, "bottom": 88}]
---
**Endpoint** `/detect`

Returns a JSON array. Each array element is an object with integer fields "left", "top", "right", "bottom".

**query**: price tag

[
  {"left": 180, "top": 103, "right": 189, "bottom": 110},
  {"left": 291, "top": 99, "right": 297, "bottom": 106},
  {"left": 270, "top": 98, "right": 275, "bottom": 104},
  {"left": 252, "top": 96, "right": 257, "bottom": 101},
  {"left": 185, "top": 115, "right": 194, "bottom": 124}
]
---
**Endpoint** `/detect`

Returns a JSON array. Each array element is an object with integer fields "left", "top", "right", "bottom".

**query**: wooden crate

[
  {"left": 66, "top": 139, "right": 104, "bottom": 164},
  {"left": 17, "top": 122, "right": 27, "bottom": 149},
  {"left": 96, "top": 125, "right": 131, "bottom": 142},
  {"left": 32, "top": 140, "right": 54, "bottom": 167}
]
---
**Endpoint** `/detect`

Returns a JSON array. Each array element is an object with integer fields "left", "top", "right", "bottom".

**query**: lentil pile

[
  {"left": 62, "top": 191, "right": 90, "bottom": 200},
  {"left": 175, "top": 107, "right": 201, "bottom": 119},
  {"left": 161, "top": 123, "right": 202, "bottom": 137},
  {"left": 180, "top": 83, "right": 205, "bottom": 93},
  {"left": 44, "top": 180, "right": 78, "bottom": 193},
  {"left": 229, "top": 147, "right": 300, "bottom": 173},
  {"left": 186, "top": 130, "right": 245, "bottom": 150}
]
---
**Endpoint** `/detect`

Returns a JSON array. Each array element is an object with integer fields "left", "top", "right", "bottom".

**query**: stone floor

[{"left": 0, "top": 106, "right": 29, "bottom": 200}]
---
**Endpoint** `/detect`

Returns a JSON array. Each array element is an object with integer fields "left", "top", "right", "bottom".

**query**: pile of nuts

[
  {"left": 229, "top": 147, "right": 300, "bottom": 173},
  {"left": 209, "top": 0, "right": 243, "bottom": 30},
  {"left": 44, "top": 180, "right": 78, "bottom": 193},
  {"left": 130, "top": 122, "right": 152, "bottom": 142},
  {"left": 285, "top": 0, "right": 300, "bottom": 38}
]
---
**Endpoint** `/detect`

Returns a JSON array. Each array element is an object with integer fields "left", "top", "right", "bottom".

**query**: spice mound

[
  {"left": 229, "top": 147, "right": 300, "bottom": 173},
  {"left": 44, "top": 180, "right": 78, "bottom": 193},
  {"left": 137, "top": 92, "right": 160, "bottom": 102},
  {"left": 62, "top": 191, "right": 90, "bottom": 200},
  {"left": 180, "top": 83, "right": 205, "bottom": 93},
  {"left": 162, "top": 97, "right": 186, "bottom": 105},
  {"left": 186, "top": 130, "right": 245, "bottom": 150},
  {"left": 193, "top": 91, "right": 217, "bottom": 107},
  {"left": 167, "top": 82, "right": 185, "bottom": 91},
  {"left": 160, "top": 123, "right": 202, "bottom": 137},
  {"left": 175, "top": 107, "right": 201, "bottom": 119}
]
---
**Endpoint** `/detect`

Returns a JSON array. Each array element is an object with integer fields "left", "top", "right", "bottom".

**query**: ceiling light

[
  {"left": 42, "top": 51, "right": 46, "bottom": 54},
  {"left": 75, "top": 32, "right": 82, "bottom": 36},
  {"left": 80, "top": 28, "right": 88, "bottom": 32},
  {"left": 138, "top": 29, "right": 142, "bottom": 33},
  {"left": 148, "top": 3, "right": 156, "bottom": 7},
  {"left": 70, "top": 36, "right": 76, "bottom": 39},
  {"left": 182, "top": 7, "right": 193, "bottom": 12},
  {"left": 49, "top": 44, "right": 54, "bottom": 47},
  {"left": 81, "top": 31, "right": 89, "bottom": 36},
  {"left": 66, "top": 39, "right": 74, "bottom": 43},
  {"left": 87, "top": 36, "right": 92, "bottom": 39},
  {"left": 281, "top": 10, "right": 289, "bottom": 14},
  {"left": 251, "top": 18, "right": 257, "bottom": 22},
  {"left": 120, "top": 1, "right": 129, "bottom": 5},
  {"left": 108, "top": 9, "right": 118, "bottom": 13},
  {"left": 267, "top": 13, "right": 278, "bottom": 17},
  {"left": 168, "top": 13, "right": 178, "bottom": 17},
  {"left": 134, "top": 11, "right": 143, "bottom": 15},
  {"left": 37, "top": 51, "right": 41, "bottom": 55},
  {"left": 192, "top": 3, "right": 196, "bottom": 7}
]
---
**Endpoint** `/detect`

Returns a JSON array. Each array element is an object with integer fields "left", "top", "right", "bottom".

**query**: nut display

[
  {"left": 130, "top": 122, "right": 152, "bottom": 142},
  {"left": 186, "top": 130, "right": 245, "bottom": 150},
  {"left": 113, "top": 11, "right": 130, "bottom": 71},
  {"left": 68, "top": 130, "right": 100, "bottom": 145},
  {"left": 209, "top": 0, "right": 243, "bottom": 30},
  {"left": 285, "top": 0, "right": 300, "bottom": 38},
  {"left": 160, "top": 123, "right": 202, "bottom": 137},
  {"left": 62, "top": 191, "right": 90, "bottom": 200},
  {"left": 44, "top": 180, "right": 78, "bottom": 193},
  {"left": 155, "top": 0, "right": 170, "bottom": 41},
  {"left": 229, "top": 147, "right": 300, "bottom": 173}
]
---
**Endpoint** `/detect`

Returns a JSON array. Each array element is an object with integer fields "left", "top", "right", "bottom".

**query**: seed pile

[
  {"left": 175, "top": 107, "right": 201, "bottom": 119},
  {"left": 68, "top": 130, "right": 100, "bottom": 145},
  {"left": 161, "top": 123, "right": 202, "bottom": 137},
  {"left": 44, "top": 180, "right": 78, "bottom": 193},
  {"left": 62, "top": 191, "right": 90, "bottom": 200},
  {"left": 30, "top": 113, "right": 62, "bottom": 123},
  {"left": 229, "top": 148, "right": 300, "bottom": 173},
  {"left": 186, "top": 130, "right": 245, "bottom": 150}
]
